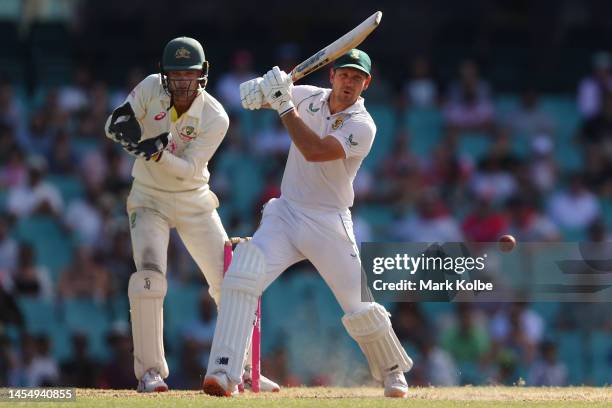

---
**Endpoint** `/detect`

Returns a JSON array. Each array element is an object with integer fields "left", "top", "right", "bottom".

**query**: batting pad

[
  {"left": 342, "top": 303, "right": 413, "bottom": 382},
  {"left": 222, "top": 241, "right": 267, "bottom": 296},
  {"left": 207, "top": 242, "right": 266, "bottom": 384},
  {"left": 128, "top": 270, "right": 168, "bottom": 380}
]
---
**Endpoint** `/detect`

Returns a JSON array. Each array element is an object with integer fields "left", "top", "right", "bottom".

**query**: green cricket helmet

[{"left": 160, "top": 36, "right": 209, "bottom": 95}]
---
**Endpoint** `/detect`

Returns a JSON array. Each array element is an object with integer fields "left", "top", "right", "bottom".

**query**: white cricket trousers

[
  {"left": 253, "top": 197, "right": 371, "bottom": 314},
  {"left": 126, "top": 182, "right": 228, "bottom": 302}
]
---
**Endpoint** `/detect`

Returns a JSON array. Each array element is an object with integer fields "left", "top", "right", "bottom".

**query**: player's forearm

[
  {"left": 156, "top": 152, "right": 197, "bottom": 179},
  {"left": 280, "top": 110, "right": 328, "bottom": 161}
]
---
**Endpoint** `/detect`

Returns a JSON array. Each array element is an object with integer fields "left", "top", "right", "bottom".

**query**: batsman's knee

[{"left": 222, "top": 241, "right": 266, "bottom": 297}]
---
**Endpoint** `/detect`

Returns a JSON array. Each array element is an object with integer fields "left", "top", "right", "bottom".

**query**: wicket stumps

[{"left": 223, "top": 237, "right": 261, "bottom": 393}]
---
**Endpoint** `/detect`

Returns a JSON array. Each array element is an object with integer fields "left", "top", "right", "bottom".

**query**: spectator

[
  {"left": 469, "top": 134, "right": 521, "bottom": 202},
  {"left": 578, "top": 91, "right": 612, "bottom": 195},
  {"left": 490, "top": 302, "right": 543, "bottom": 363},
  {"left": 503, "top": 87, "right": 556, "bottom": 140},
  {"left": 0, "top": 145, "right": 27, "bottom": 189},
  {"left": 420, "top": 139, "right": 472, "bottom": 202},
  {"left": 440, "top": 304, "right": 490, "bottom": 364},
  {"left": 404, "top": 56, "right": 437, "bottom": 108},
  {"left": 462, "top": 197, "right": 509, "bottom": 242},
  {"left": 528, "top": 135, "right": 558, "bottom": 193},
  {"left": 391, "top": 302, "right": 430, "bottom": 347},
  {"left": 0, "top": 284, "right": 24, "bottom": 333},
  {"left": 0, "top": 216, "right": 18, "bottom": 278},
  {"left": 171, "top": 338, "right": 207, "bottom": 390},
  {"left": 12, "top": 243, "right": 54, "bottom": 300},
  {"left": 0, "top": 77, "right": 23, "bottom": 131},
  {"left": 102, "top": 229, "right": 134, "bottom": 294},
  {"left": 29, "top": 335, "right": 60, "bottom": 386},
  {"left": 15, "top": 110, "right": 56, "bottom": 157},
  {"left": 60, "top": 332, "right": 99, "bottom": 387},
  {"left": 16, "top": 334, "right": 59, "bottom": 387},
  {"left": 444, "top": 60, "right": 495, "bottom": 132},
  {"left": 413, "top": 335, "right": 459, "bottom": 386},
  {"left": 58, "top": 66, "right": 92, "bottom": 114},
  {"left": 64, "top": 184, "right": 104, "bottom": 247},
  {"left": 39, "top": 89, "right": 70, "bottom": 131},
  {"left": 506, "top": 196, "right": 561, "bottom": 241},
  {"left": 577, "top": 51, "right": 612, "bottom": 118},
  {"left": 98, "top": 322, "right": 134, "bottom": 389},
  {"left": 7, "top": 158, "right": 64, "bottom": 220},
  {"left": 215, "top": 50, "right": 255, "bottom": 112},
  {"left": 547, "top": 174, "right": 600, "bottom": 230},
  {"left": 181, "top": 289, "right": 216, "bottom": 369},
  {"left": 527, "top": 341, "right": 568, "bottom": 386},
  {"left": 253, "top": 120, "right": 291, "bottom": 159},
  {"left": 392, "top": 190, "right": 463, "bottom": 242},
  {"left": 58, "top": 246, "right": 113, "bottom": 303},
  {"left": 47, "top": 129, "right": 77, "bottom": 175},
  {"left": 0, "top": 332, "right": 20, "bottom": 386}
]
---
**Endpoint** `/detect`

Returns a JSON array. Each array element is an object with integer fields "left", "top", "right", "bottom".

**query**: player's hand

[
  {"left": 260, "top": 66, "right": 294, "bottom": 117},
  {"left": 123, "top": 132, "right": 172, "bottom": 162},
  {"left": 240, "top": 77, "right": 264, "bottom": 110},
  {"left": 108, "top": 102, "right": 141, "bottom": 147}
]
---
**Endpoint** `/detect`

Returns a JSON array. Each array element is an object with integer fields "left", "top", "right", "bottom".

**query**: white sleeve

[
  {"left": 157, "top": 113, "right": 229, "bottom": 179},
  {"left": 292, "top": 85, "right": 323, "bottom": 107},
  {"left": 328, "top": 114, "right": 376, "bottom": 159}
]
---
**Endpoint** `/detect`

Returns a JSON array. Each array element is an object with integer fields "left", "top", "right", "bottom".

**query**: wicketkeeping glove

[
  {"left": 108, "top": 102, "right": 142, "bottom": 147},
  {"left": 260, "top": 66, "right": 294, "bottom": 117},
  {"left": 240, "top": 77, "right": 264, "bottom": 110},
  {"left": 123, "top": 132, "right": 172, "bottom": 162}
]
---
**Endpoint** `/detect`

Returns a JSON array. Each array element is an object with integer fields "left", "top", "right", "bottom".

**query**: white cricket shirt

[
  {"left": 281, "top": 85, "right": 376, "bottom": 210},
  {"left": 105, "top": 74, "right": 229, "bottom": 192}
]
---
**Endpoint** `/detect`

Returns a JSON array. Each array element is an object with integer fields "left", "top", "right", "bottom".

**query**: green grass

[{"left": 1, "top": 387, "right": 611, "bottom": 408}]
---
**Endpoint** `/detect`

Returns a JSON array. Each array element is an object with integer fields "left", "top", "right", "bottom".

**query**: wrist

[{"left": 277, "top": 100, "right": 295, "bottom": 117}]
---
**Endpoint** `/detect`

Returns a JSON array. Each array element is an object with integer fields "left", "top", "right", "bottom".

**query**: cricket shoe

[
  {"left": 137, "top": 369, "right": 168, "bottom": 393},
  {"left": 383, "top": 371, "right": 408, "bottom": 398},
  {"left": 202, "top": 372, "right": 236, "bottom": 397},
  {"left": 243, "top": 366, "right": 281, "bottom": 392}
]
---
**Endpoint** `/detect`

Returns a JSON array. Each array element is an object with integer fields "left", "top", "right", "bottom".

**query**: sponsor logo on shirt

[
  {"left": 154, "top": 112, "right": 167, "bottom": 120},
  {"left": 308, "top": 102, "right": 320, "bottom": 113},
  {"left": 331, "top": 116, "right": 345, "bottom": 130},
  {"left": 179, "top": 125, "right": 195, "bottom": 142},
  {"left": 345, "top": 134, "right": 358, "bottom": 146}
]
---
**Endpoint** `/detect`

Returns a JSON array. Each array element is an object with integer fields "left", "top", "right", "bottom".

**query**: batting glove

[
  {"left": 240, "top": 77, "right": 264, "bottom": 110},
  {"left": 123, "top": 132, "right": 172, "bottom": 162},
  {"left": 260, "top": 66, "right": 294, "bottom": 117}
]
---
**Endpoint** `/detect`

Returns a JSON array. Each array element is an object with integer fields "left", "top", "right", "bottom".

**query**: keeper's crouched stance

[
  {"left": 203, "top": 50, "right": 412, "bottom": 398},
  {"left": 105, "top": 36, "right": 279, "bottom": 393}
]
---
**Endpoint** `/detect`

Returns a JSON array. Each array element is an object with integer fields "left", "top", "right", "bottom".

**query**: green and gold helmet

[{"left": 160, "top": 36, "right": 209, "bottom": 94}]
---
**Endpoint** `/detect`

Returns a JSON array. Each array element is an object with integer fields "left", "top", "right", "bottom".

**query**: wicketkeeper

[{"left": 104, "top": 36, "right": 279, "bottom": 393}]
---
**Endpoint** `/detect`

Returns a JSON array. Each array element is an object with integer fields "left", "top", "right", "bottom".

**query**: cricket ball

[{"left": 498, "top": 234, "right": 516, "bottom": 252}]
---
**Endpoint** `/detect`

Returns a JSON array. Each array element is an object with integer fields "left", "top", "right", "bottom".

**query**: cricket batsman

[
  {"left": 104, "top": 37, "right": 279, "bottom": 393},
  {"left": 203, "top": 49, "right": 412, "bottom": 398}
]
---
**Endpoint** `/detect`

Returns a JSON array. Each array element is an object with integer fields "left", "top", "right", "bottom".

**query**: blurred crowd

[{"left": 0, "top": 43, "right": 611, "bottom": 388}]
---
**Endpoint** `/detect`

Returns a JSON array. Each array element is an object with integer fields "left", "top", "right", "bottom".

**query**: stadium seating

[
  {"left": 590, "top": 331, "right": 612, "bottom": 386},
  {"left": 15, "top": 216, "right": 73, "bottom": 280}
]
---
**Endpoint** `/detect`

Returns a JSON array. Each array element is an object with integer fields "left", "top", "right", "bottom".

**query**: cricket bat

[{"left": 290, "top": 11, "right": 382, "bottom": 82}]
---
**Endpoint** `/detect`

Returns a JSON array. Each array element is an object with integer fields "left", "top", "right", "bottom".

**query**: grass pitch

[{"left": 1, "top": 387, "right": 610, "bottom": 407}]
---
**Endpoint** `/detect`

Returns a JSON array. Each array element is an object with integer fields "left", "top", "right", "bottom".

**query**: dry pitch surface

[{"left": 1, "top": 387, "right": 610, "bottom": 407}]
